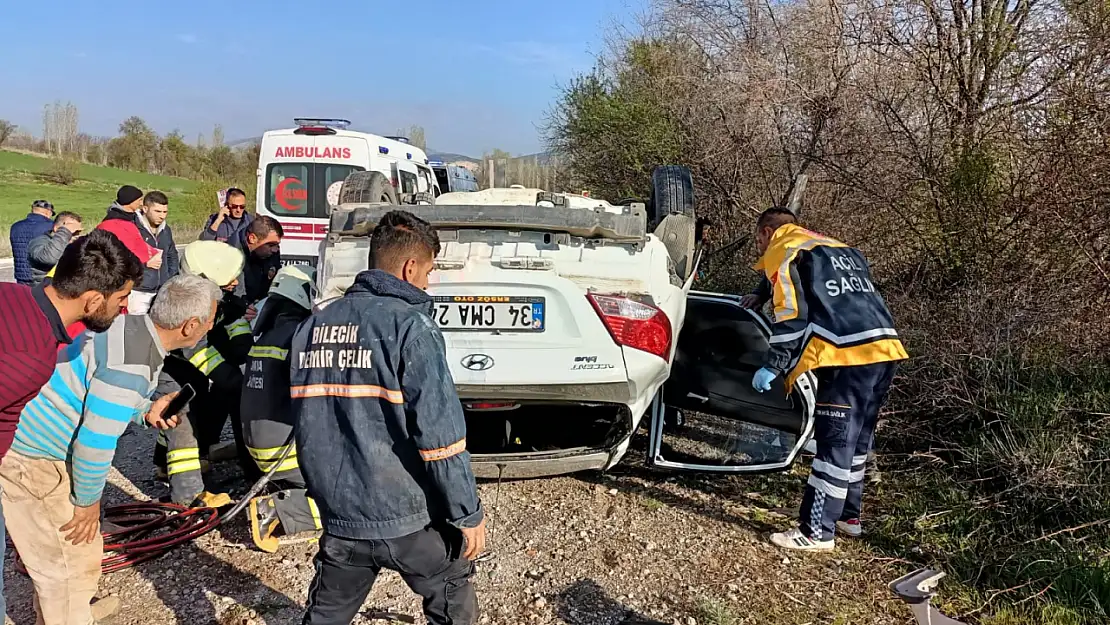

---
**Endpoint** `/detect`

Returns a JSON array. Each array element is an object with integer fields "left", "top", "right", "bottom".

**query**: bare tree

[
  {"left": 42, "top": 101, "right": 79, "bottom": 155},
  {"left": 0, "top": 120, "right": 15, "bottom": 148}
]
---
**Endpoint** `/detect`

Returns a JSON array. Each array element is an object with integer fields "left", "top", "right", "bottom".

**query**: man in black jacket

[
  {"left": 229, "top": 216, "right": 284, "bottom": 303},
  {"left": 131, "top": 192, "right": 180, "bottom": 315},
  {"left": 292, "top": 210, "right": 484, "bottom": 625},
  {"left": 103, "top": 185, "right": 144, "bottom": 224}
]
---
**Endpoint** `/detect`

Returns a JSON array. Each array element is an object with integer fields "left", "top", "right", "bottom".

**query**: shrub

[{"left": 43, "top": 156, "right": 80, "bottom": 185}]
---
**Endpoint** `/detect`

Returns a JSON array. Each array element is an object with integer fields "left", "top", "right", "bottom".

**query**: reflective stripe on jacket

[
  {"left": 290, "top": 269, "right": 483, "bottom": 541},
  {"left": 754, "top": 224, "right": 908, "bottom": 389},
  {"left": 180, "top": 292, "right": 253, "bottom": 388},
  {"left": 241, "top": 301, "right": 305, "bottom": 478}
]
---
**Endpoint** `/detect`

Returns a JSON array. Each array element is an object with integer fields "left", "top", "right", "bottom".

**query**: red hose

[
  {"left": 100, "top": 502, "right": 221, "bottom": 573},
  {"left": 9, "top": 502, "right": 223, "bottom": 575}
]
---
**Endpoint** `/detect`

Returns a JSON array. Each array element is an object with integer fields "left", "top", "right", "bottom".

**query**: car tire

[
  {"left": 338, "top": 171, "right": 399, "bottom": 205},
  {"left": 650, "top": 165, "right": 698, "bottom": 280},
  {"left": 649, "top": 165, "right": 695, "bottom": 224}
]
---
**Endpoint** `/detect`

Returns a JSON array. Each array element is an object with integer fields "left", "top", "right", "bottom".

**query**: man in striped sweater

[{"left": 0, "top": 274, "right": 222, "bottom": 625}]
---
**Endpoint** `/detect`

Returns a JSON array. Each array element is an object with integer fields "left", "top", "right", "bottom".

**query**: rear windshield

[{"left": 265, "top": 163, "right": 363, "bottom": 218}]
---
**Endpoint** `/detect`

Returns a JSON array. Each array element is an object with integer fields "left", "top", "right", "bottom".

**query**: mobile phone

[{"left": 162, "top": 383, "right": 196, "bottom": 420}]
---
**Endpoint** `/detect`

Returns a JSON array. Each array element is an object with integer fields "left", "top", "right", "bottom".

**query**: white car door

[{"left": 647, "top": 291, "right": 818, "bottom": 473}]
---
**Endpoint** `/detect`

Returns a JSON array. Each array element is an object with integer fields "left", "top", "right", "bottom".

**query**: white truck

[{"left": 317, "top": 166, "right": 817, "bottom": 478}]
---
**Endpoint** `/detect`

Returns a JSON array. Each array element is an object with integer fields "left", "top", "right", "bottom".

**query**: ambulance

[{"left": 256, "top": 118, "right": 440, "bottom": 267}]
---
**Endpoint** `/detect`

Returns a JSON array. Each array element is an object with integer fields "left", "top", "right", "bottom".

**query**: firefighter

[
  {"left": 747, "top": 207, "right": 909, "bottom": 552},
  {"left": 152, "top": 241, "right": 255, "bottom": 506},
  {"left": 292, "top": 210, "right": 484, "bottom": 625},
  {"left": 241, "top": 265, "right": 321, "bottom": 552}
]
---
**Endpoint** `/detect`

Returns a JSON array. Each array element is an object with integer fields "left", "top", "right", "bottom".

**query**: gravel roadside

[{"left": 3, "top": 425, "right": 916, "bottom": 625}]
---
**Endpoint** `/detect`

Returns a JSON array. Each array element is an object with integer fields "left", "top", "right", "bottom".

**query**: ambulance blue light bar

[{"left": 294, "top": 118, "right": 351, "bottom": 130}]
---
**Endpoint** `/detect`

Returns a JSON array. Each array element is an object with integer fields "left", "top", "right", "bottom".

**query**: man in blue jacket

[
  {"left": 199, "top": 187, "right": 254, "bottom": 243},
  {"left": 9, "top": 200, "right": 55, "bottom": 285},
  {"left": 291, "top": 210, "right": 485, "bottom": 625}
]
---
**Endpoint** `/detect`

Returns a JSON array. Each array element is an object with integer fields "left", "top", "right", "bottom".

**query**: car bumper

[{"left": 471, "top": 449, "right": 614, "bottom": 479}]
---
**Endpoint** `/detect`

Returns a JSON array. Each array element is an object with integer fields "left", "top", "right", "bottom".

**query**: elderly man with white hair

[{"left": 0, "top": 274, "right": 223, "bottom": 625}]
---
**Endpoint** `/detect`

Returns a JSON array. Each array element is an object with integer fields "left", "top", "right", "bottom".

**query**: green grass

[
  {"left": 0, "top": 150, "right": 197, "bottom": 194},
  {"left": 0, "top": 150, "right": 245, "bottom": 256},
  {"left": 868, "top": 362, "right": 1110, "bottom": 625},
  {"left": 695, "top": 597, "right": 739, "bottom": 625}
]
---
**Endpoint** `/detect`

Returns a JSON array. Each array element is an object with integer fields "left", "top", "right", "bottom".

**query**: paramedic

[
  {"left": 242, "top": 265, "right": 320, "bottom": 552},
  {"left": 293, "top": 210, "right": 485, "bottom": 625},
  {"left": 748, "top": 207, "right": 908, "bottom": 552}
]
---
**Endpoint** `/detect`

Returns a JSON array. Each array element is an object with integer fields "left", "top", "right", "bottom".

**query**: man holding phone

[
  {"left": 200, "top": 187, "right": 254, "bottom": 243},
  {"left": 0, "top": 274, "right": 222, "bottom": 625}
]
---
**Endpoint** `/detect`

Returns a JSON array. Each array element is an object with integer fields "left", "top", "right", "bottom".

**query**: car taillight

[{"left": 587, "top": 294, "right": 672, "bottom": 360}]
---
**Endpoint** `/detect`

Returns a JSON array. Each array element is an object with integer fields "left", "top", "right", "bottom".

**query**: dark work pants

[
  {"left": 302, "top": 527, "right": 477, "bottom": 625},
  {"left": 799, "top": 362, "right": 897, "bottom": 541}
]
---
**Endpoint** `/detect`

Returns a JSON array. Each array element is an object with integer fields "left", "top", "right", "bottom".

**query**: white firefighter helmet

[
  {"left": 269, "top": 264, "right": 318, "bottom": 310},
  {"left": 180, "top": 241, "right": 245, "bottom": 288}
]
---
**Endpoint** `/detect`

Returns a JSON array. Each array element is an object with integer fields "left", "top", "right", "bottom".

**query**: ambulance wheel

[
  {"left": 338, "top": 171, "right": 399, "bottom": 205},
  {"left": 649, "top": 165, "right": 695, "bottom": 225}
]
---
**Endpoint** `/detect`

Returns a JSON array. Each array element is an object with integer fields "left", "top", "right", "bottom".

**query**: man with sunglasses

[
  {"left": 10, "top": 200, "right": 55, "bottom": 285},
  {"left": 200, "top": 187, "right": 254, "bottom": 243}
]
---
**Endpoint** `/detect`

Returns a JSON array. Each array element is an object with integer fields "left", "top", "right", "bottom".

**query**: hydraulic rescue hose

[{"left": 96, "top": 431, "right": 297, "bottom": 573}]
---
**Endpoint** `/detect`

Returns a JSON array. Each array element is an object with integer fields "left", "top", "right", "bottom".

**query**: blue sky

[{"left": 4, "top": 0, "right": 645, "bottom": 156}]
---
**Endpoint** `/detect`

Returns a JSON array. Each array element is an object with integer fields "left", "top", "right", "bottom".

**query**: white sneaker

[
  {"left": 770, "top": 528, "right": 834, "bottom": 551},
  {"left": 837, "top": 518, "right": 863, "bottom": 537}
]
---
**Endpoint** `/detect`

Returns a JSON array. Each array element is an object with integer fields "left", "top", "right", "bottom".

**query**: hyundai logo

[{"left": 461, "top": 354, "right": 494, "bottom": 371}]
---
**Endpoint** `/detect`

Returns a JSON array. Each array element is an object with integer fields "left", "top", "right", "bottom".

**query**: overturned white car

[{"left": 317, "top": 167, "right": 817, "bottom": 478}]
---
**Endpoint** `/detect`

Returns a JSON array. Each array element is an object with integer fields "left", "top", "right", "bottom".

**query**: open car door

[{"left": 647, "top": 291, "right": 817, "bottom": 473}]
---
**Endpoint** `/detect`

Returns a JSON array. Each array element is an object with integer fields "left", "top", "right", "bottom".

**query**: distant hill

[{"left": 428, "top": 151, "right": 479, "bottom": 165}]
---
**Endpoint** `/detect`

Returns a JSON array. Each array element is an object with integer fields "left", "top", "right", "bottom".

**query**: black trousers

[
  {"left": 799, "top": 362, "right": 897, "bottom": 540},
  {"left": 302, "top": 527, "right": 477, "bottom": 625}
]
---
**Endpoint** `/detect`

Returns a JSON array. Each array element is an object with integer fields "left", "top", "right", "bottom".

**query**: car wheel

[
  {"left": 649, "top": 165, "right": 695, "bottom": 225},
  {"left": 338, "top": 171, "right": 399, "bottom": 205}
]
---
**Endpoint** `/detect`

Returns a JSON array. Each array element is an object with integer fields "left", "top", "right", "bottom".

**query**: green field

[{"left": 0, "top": 151, "right": 239, "bottom": 257}]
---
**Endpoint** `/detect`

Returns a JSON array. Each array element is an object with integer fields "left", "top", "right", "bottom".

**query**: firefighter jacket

[
  {"left": 290, "top": 269, "right": 484, "bottom": 541},
  {"left": 228, "top": 229, "right": 281, "bottom": 304},
  {"left": 241, "top": 297, "right": 309, "bottom": 480},
  {"left": 754, "top": 224, "right": 908, "bottom": 389},
  {"left": 182, "top": 290, "right": 253, "bottom": 389}
]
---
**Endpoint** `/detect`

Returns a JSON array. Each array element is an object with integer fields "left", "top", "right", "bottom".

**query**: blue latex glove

[{"left": 752, "top": 367, "right": 778, "bottom": 393}]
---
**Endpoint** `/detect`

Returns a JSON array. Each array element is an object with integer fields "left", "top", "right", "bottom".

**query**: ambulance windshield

[{"left": 265, "top": 163, "right": 363, "bottom": 218}]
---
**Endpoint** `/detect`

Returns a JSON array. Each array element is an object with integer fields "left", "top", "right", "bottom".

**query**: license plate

[
  {"left": 279, "top": 256, "right": 317, "bottom": 268},
  {"left": 433, "top": 296, "right": 545, "bottom": 332}
]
